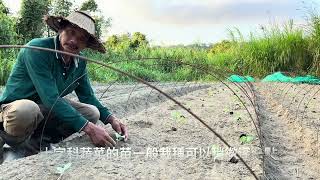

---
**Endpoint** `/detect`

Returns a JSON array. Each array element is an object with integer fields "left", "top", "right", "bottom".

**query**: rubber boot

[
  {"left": 0, "top": 136, "right": 4, "bottom": 164},
  {"left": 0, "top": 130, "right": 46, "bottom": 157}
]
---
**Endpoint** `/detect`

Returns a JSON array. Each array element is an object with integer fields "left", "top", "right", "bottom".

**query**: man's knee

[
  {"left": 84, "top": 105, "right": 100, "bottom": 124},
  {"left": 63, "top": 98, "right": 100, "bottom": 124},
  {"left": 2, "top": 99, "right": 43, "bottom": 137}
]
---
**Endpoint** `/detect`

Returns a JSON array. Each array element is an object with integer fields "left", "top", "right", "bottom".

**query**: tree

[
  {"left": 17, "top": 0, "right": 50, "bottom": 42},
  {"left": 131, "top": 32, "right": 148, "bottom": 48},
  {"left": 80, "top": 0, "right": 97, "bottom": 12},
  {"left": 0, "top": 0, "right": 16, "bottom": 45},
  {"left": 106, "top": 35, "right": 119, "bottom": 48},
  {"left": 51, "top": 0, "right": 72, "bottom": 16},
  {"left": 0, "top": 0, "right": 17, "bottom": 85},
  {"left": 93, "top": 16, "right": 111, "bottom": 39},
  {"left": 209, "top": 40, "right": 233, "bottom": 54},
  {"left": 79, "top": 0, "right": 111, "bottom": 39},
  {"left": 105, "top": 32, "right": 149, "bottom": 50},
  {"left": 0, "top": 0, "right": 9, "bottom": 15}
]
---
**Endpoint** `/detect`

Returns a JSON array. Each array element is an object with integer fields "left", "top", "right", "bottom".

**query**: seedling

[
  {"left": 56, "top": 162, "right": 72, "bottom": 180},
  {"left": 239, "top": 134, "right": 254, "bottom": 144},
  {"left": 171, "top": 111, "right": 187, "bottom": 124},
  {"left": 114, "top": 132, "right": 126, "bottom": 142},
  {"left": 235, "top": 112, "right": 242, "bottom": 121},
  {"left": 208, "top": 90, "right": 214, "bottom": 96},
  {"left": 211, "top": 144, "right": 224, "bottom": 161}
]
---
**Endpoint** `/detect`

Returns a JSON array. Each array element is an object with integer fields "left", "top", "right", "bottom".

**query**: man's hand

[
  {"left": 83, "top": 122, "right": 116, "bottom": 147},
  {"left": 107, "top": 115, "right": 128, "bottom": 141}
]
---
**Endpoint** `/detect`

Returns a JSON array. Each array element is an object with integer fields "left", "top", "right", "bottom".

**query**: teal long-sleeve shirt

[{"left": 0, "top": 36, "right": 112, "bottom": 132}]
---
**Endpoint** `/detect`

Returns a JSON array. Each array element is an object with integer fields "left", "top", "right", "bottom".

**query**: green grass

[
  {"left": 2, "top": 12, "right": 320, "bottom": 85},
  {"left": 230, "top": 20, "right": 311, "bottom": 77},
  {"left": 0, "top": 50, "right": 15, "bottom": 85}
]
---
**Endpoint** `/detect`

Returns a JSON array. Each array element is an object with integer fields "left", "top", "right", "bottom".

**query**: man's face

[{"left": 59, "top": 25, "right": 89, "bottom": 54}]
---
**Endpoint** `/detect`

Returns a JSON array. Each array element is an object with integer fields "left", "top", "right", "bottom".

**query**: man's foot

[
  {"left": 0, "top": 130, "right": 53, "bottom": 158},
  {"left": 0, "top": 130, "right": 39, "bottom": 157},
  {"left": 0, "top": 136, "right": 4, "bottom": 164}
]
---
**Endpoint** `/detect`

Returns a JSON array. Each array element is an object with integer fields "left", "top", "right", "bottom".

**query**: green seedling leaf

[
  {"left": 115, "top": 132, "right": 125, "bottom": 141},
  {"left": 234, "top": 112, "right": 242, "bottom": 121},
  {"left": 56, "top": 162, "right": 72, "bottom": 174},
  {"left": 211, "top": 144, "right": 224, "bottom": 160},
  {"left": 171, "top": 111, "right": 186, "bottom": 124},
  {"left": 239, "top": 135, "right": 254, "bottom": 144},
  {"left": 208, "top": 90, "right": 214, "bottom": 96}
]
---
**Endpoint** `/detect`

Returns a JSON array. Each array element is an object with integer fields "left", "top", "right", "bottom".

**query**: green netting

[
  {"left": 261, "top": 72, "right": 292, "bottom": 82},
  {"left": 228, "top": 75, "right": 255, "bottom": 82},
  {"left": 262, "top": 72, "right": 320, "bottom": 84}
]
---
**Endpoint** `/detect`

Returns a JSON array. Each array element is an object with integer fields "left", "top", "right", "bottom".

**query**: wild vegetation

[{"left": 1, "top": 0, "right": 320, "bottom": 85}]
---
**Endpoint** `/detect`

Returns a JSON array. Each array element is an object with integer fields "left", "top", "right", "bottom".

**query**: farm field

[{"left": 0, "top": 82, "right": 319, "bottom": 179}]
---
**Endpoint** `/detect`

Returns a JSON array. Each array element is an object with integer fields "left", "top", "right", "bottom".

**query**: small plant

[
  {"left": 207, "top": 90, "right": 214, "bottom": 96},
  {"left": 235, "top": 112, "right": 243, "bottom": 121},
  {"left": 239, "top": 134, "right": 254, "bottom": 144},
  {"left": 56, "top": 162, "right": 72, "bottom": 180},
  {"left": 114, "top": 132, "right": 125, "bottom": 142},
  {"left": 171, "top": 111, "right": 187, "bottom": 124},
  {"left": 211, "top": 144, "right": 224, "bottom": 161}
]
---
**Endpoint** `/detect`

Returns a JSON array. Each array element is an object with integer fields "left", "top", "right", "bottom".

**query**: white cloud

[{"left": 1, "top": 0, "right": 306, "bottom": 45}]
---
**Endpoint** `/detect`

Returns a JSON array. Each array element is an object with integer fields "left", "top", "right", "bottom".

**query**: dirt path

[{"left": 255, "top": 83, "right": 320, "bottom": 179}]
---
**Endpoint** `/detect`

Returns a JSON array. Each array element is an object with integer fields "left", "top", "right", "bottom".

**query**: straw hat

[{"left": 44, "top": 11, "right": 106, "bottom": 53}]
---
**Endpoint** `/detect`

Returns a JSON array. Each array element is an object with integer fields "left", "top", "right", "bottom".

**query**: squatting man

[{"left": 0, "top": 11, "right": 128, "bottom": 158}]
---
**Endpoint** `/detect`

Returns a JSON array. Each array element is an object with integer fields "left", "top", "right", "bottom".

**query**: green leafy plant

[
  {"left": 56, "top": 162, "right": 72, "bottom": 180},
  {"left": 239, "top": 134, "right": 254, "bottom": 144},
  {"left": 211, "top": 144, "right": 224, "bottom": 160},
  {"left": 207, "top": 90, "right": 214, "bottom": 96},
  {"left": 114, "top": 132, "right": 125, "bottom": 142},
  {"left": 171, "top": 111, "right": 187, "bottom": 124}
]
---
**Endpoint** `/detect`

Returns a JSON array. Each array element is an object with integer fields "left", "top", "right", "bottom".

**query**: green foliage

[
  {"left": 239, "top": 134, "right": 254, "bottom": 144},
  {"left": 0, "top": 2, "right": 16, "bottom": 85},
  {"left": 209, "top": 40, "right": 233, "bottom": 54},
  {"left": 114, "top": 132, "right": 125, "bottom": 141},
  {"left": 171, "top": 111, "right": 187, "bottom": 124},
  {"left": 131, "top": 32, "right": 148, "bottom": 48},
  {"left": 0, "top": 54, "right": 14, "bottom": 86},
  {"left": 5, "top": 4, "right": 320, "bottom": 84},
  {"left": 0, "top": 13, "right": 17, "bottom": 45},
  {"left": 79, "top": 0, "right": 111, "bottom": 39},
  {"left": 0, "top": 0, "right": 9, "bottom": 14},
  {"left": 106, "top": 35, "right": 119, "bottom": 49},
  {"left": 105, "top": 32, "right": 149, "bottom": 51},
  {"left": 56, "top": 162, "right": 72, "bottom": 174},
  {"left": 51, "top": 0, "right": 72, "bottom": 16},
  {"left": 17, "top": 0, "right": 50, "bottom": 43},
  {"left": 308, "top": 10, "right": 320, "bottom": 76},
  {"left": 230, "top": 20, "right": 311, "bottom": 77},
  {"left": 80, "top": 0, "right": 98, "bottom": 12},
  {"left": 93, "top": 16, "right": 111, "bottom": 39}
]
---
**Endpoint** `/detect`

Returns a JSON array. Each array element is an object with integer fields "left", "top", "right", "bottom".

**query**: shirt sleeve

[
  {"left": 75, "top": 64, "right": 112, "bottom": 124},
  {"left": 23, "top": 47, "right": 88, "bottom": 132}
]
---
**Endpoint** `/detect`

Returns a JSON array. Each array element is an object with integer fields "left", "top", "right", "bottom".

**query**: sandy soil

[
  {"left": 0, "top": 82, "right": 319, "bottom": 179},
  {"left": 255, "top": 83, "right": 320, "bottom": 179}
]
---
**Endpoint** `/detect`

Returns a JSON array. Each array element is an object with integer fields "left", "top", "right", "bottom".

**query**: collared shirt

[{"left": 0, "top": 35, "right": 112, "bottom": 132}]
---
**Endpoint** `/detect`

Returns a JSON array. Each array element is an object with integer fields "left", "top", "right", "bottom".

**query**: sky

[{"left": 2, "top": 0, "right": 318, "bottom": 46}]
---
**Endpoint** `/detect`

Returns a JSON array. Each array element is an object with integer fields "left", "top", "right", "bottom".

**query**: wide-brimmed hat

[{"left": 44, "top": 11, "right": 106, "bottom": 53}]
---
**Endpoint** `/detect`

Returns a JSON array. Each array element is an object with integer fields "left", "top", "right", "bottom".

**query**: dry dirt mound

[{"left": 255, "top": 83, "right": 320, "bottom": 179}]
